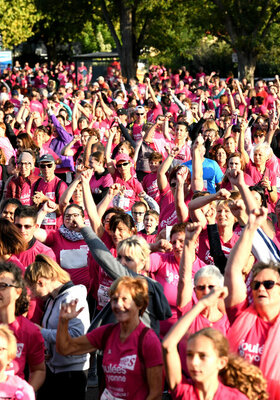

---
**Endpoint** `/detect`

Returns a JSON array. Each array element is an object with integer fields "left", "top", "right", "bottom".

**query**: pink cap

[{"left": 115, "top": 153, "right": 131, "bottom": 164}]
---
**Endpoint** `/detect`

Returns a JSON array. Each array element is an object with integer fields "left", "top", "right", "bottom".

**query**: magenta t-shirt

[
  {"left": 89, "top": 172, "right": 113, "bottom": 196},
  {"left": 7, "top": 316, "right": 45, "bottom": 379},
  {"left": 147, "top": 104, "right": 163, "bottom": 123},
  {"left": 132, "top": 123, "right": 144, "bottom": 141},
  {"left": 142, "top": 172, "right": 160, "bottom": 203},
  {"left": 18, "top": 240, "right": 55, "bottom": 269},
  {"left": 86, "top": 322, "right": 162, "bottom": 400},
  {"left": 45, "top": 230, "right": 91, "bottom": 291}
]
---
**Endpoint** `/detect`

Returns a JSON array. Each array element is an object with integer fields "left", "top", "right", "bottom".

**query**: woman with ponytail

[{"left": 162, "top": 287, "right": 268, "bottom": 400}]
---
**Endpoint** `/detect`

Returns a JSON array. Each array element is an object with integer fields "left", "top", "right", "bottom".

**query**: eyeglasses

[
  {"left": 136, "top": 113, "right": 144, "bottom": 116},
  {"left": 251, "top": 280, "right": 280, "bottom": 290},
  {"left": 19, "top": 162, "right": 32, "bottom": 167},
  {"left": 254, "top": 134, "right": 264, "bottom": 138},
  {"left": 64, "top": 213, "right": 81, "bottom": 220},
  {"left": 116, "top": 162, "right": 130, "bottom": 168},
  {"left": 0, "top": 282, "right": 19, "bottom": 290},
  {"left": 132, "top": 212, "right": 145, "bottom": 216},
  {"left": 195, "top": 285, "right": 215, "bottom": 291},
  {"left": 39, "top": 163, "right": 54, "bottom": 169}
]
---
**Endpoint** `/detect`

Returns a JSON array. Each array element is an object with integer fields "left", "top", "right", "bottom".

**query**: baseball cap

[
  {"left": 135, "top": 105, "right": 145, "bottom": 113},
  {"left": 39, "top": 154, "right": 55, "bottom": 164},
  {"left": 115, "top": 153, "right": 131, "bottom": 164}
]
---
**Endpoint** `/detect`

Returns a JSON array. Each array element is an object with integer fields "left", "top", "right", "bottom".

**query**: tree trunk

[
  {"left": 119, "top": 4, "right": 137, "bottom": 80},
  {"left": 237, "top": 51, "right": 256, "bottom": 86}
]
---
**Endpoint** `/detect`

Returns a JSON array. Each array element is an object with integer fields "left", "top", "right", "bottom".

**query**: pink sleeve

[
  {"left": 149, "top": 253, "right": 163, "bottom": 273},
  {"left": 58, "top": 181, "right": 68, "bottom": 200},
  {"left": 142, "top": 329, "right": 163, "bottom": 368},
  {"left": 226, "top": 299, "right": 249, "bottom": 325}
]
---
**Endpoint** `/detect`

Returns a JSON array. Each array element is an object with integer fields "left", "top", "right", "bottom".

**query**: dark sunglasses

[
  {"left": 15, "top": 223, "right": 33, "bottom": 230},
  {"left": 136, "top": 113, "right": 144, "bottom": 116},
  {"left": 116, "top": 162, "right": 130, "bottom": 168},
  {"left": 195, "top": 285, "right": 215, "bottom": 291},
  {"left": 251, "top": 280, "right": 280, "bottom": 290},
  {"left": 40, "top": 163, "right": 54, "bottom": 169},
  {"left": 170, "top": 182, "right": 177, "bottom": 188},
  {"left": 254, "top": 134, "right": 264, "bottom": 138}
]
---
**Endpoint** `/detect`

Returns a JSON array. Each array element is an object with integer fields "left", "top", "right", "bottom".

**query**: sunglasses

[
  {"left": 40, "top": 163, "right": 54, "bottom": 169},
  {"left": 116, "top": 162, "right": 130, "bottom": 168},
  {"left": 15, "top": 223, "right": 33, "bottom": 230},
  {"left": 251, "top": 280, "right": 280, "bottom": 290},
  {"left": 254, "top": 134, "right": 264, "bottom": 138},
  {"left": 136, "top": 113, "right": 144, "bottom": 116},
  {"left": 195, "top": 285, "right": 215, "bottom": 291},
  {"left": 170, "top": 182, "right": 177, "bottom": 188}
]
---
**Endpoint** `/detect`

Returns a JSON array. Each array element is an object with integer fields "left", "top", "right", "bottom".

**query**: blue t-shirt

[{"left": 184, "top": 158, "right": 223, "bottom": 193}]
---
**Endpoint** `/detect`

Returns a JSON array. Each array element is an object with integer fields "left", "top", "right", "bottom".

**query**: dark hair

[
  {"left": 170, "top": 222, "right": 187, "bottom": 238},
  {"left": 91, "top": 151, "right": 105, "bottom": 166},
  {"left": 102, "top": 207, "right": 125, "bottom": 223},
  {"left": 148, "top": 152, "right": 163, "bottom": 163},
  {"left": 249, "top": 185, "right": 268, "bottom": 208},
  {"left": 0, "top": 199, "right": 22, "bottom": 214},
  {"left": 64, "top": 204, "right": 85, "bottom": 218},
  {"left": 0, "top": 262, "right": 29, "bottom": 315},
  {"left": 14, "top": 205, "right": 38, "bottom": 222},
  {"left": 112, "top": 141, "right": 135, "bottom": 159},
  {"left": 109, "top": 214, "right": 135, "bottom": 233},
  {"left": 0, "top": 218, "right": 26, "bottom": 255}
]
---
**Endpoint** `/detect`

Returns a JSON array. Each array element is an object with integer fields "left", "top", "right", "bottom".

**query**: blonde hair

[
  {"left": 188, "top": 328, "right": 268, "bottom": 400},
  {"left": 117, "top": 236, "right": 150, "bottom": 264},
  {"left": 109, "top": 276, "right": 149, "bottom": 316},
  {"left": 0, "top": 324, "right": 17, "bottom": 361},
  {"left": 24, "top": 254, "right": 70, "bottom": 285}
]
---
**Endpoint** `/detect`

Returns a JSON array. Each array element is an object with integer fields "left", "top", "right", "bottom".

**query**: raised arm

[
  {"left": 157, "top": 146, "right": 180, "bottom": 191},
  {"left": 191, "top": 136, "right": 204, "bottom": 192},
  {"left": 146, "top": 78, "right": 159, "bottom": 106},
  {"left": 177, "top": 222, "right": 202, "bottom": 308},
  {"left": 105, "top": 127, "right": 117, "bottom": 175},
  {"left": 61, "top": 135, "right": 80, "bottom": 156},
  {"left": 163, "top": 284, "right": 228, "bottom": 389},
  {"left": 174, "top": 166, "right": 189, "bottom": 223},
  {"left": 238, "top": 119, "right": 250, "bottom": 164},
  {"left": 59, "top": 176, "right": 81, "bottom": 213},
  {"left": 224, "top": 207, "right": 268, "bottom": 308}
]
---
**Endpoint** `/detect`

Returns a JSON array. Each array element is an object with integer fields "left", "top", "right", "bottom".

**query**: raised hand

[
  {"left": 176, "top": 166, "right": 189, "bottom": 184},
  {"left": 42, "top": 200, "right": 58, "bottom": 213},
  {"left": 226, "top": 169, "right": 245, "bottom": 187},
  {"left": 247, "top": 207, "right": 268, "bottom": 230},
  {"left": 215, "top": 188, "right": 231, "bottom": 200},
  {"left": 81, "top": 169, "right": 93, "bottom": 183},
  {"left": 59, "top": 299, "right": 84, "bottom": 322},
  {"left": 185, "top": 222, "right": 203, "bottom": 244},
  {"left": 200, "top": 287, "right": 228, "bottom": 308}
]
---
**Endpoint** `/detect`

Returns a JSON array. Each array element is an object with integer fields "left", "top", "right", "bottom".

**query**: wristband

[{"left": 268, "top": 187, "right": 273, "bottom": 193}]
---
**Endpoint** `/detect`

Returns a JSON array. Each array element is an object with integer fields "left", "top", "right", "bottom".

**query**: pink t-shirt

[
  {"left": 7, "top": 255, "right": 25, "bottom": 274},
  {"left": 197, "top": 229, "right": 240, "bottom": 264},
  {"left": 132, "top": 123, "right": 144, "bottom": 142},
  {"left": 18, "top": 239, "right": 56, "bottom": 269},
  {"left": 8, "top": 316, "right": 45, "bottom": 379},
  {"left": 227, "top": 300, "right": 270, "bottom": 366},
  {"left": 113, "top": 173, "right": 143, "bottom": 212},
  {"left": 147, "top": 104, "right": 163, "bottom": 123},
  {"left": 221, "top": 172, "right": 254, "bottom": 190},
  {"left": 149, "top": 253, "right": 205, "bottom": 337},
  {"left": 0, "top": 374, "right": 35, "bottom": 400},
  {"left": 86, "top": 322, "right": 162, "bottom": 400},
  {"left": 45, "top": 230, "right": 91, "bottom": 291},
  {"left": 142, "top": 172, "right": 160, "bottom": 204},
  {"left": 172, "top": 378, "right": 248, "bottom": 400},
  {"left": 89, "top": 172, "right": 113, "bottom": 197}
]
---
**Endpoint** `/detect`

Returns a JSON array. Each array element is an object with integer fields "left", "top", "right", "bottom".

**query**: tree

[
  {"left": 99, "top": 0, "right": 190, "bottom": 80},
  {"left": 0, "top": 0, "right": 41, "bottom": 48},
  {"left": 185, "top": 0, "right": 280, "bottom": 83}
]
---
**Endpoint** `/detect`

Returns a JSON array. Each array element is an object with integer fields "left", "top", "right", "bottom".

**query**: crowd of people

[{"left": 0, "top": 59, "right": 280, "bottom": 399}]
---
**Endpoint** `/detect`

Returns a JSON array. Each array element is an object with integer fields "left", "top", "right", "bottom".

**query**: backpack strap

[
  {"left": 137, "top": 326, "right": 150, "bottom": 365},
  {"left": 33, "top": 177, "right": 42, "bottom": 194},
  {"left": 55, "top": 179, "right": 63, "bottom": 204}
]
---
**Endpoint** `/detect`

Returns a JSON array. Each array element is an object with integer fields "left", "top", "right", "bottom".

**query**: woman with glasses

[
  {"left": 34, "top": 203, "right": 92, "bottom": 293},
  {"left": 225, "top": 207, "right": 280, "bottom": 399},
  {"left": 0, "top": 262, "right": 45, "bottom": 391}
]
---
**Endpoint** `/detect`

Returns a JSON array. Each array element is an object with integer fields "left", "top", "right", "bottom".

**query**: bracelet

[{"left": 268, "top": 187, "right": 273, "bottom": 193}]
